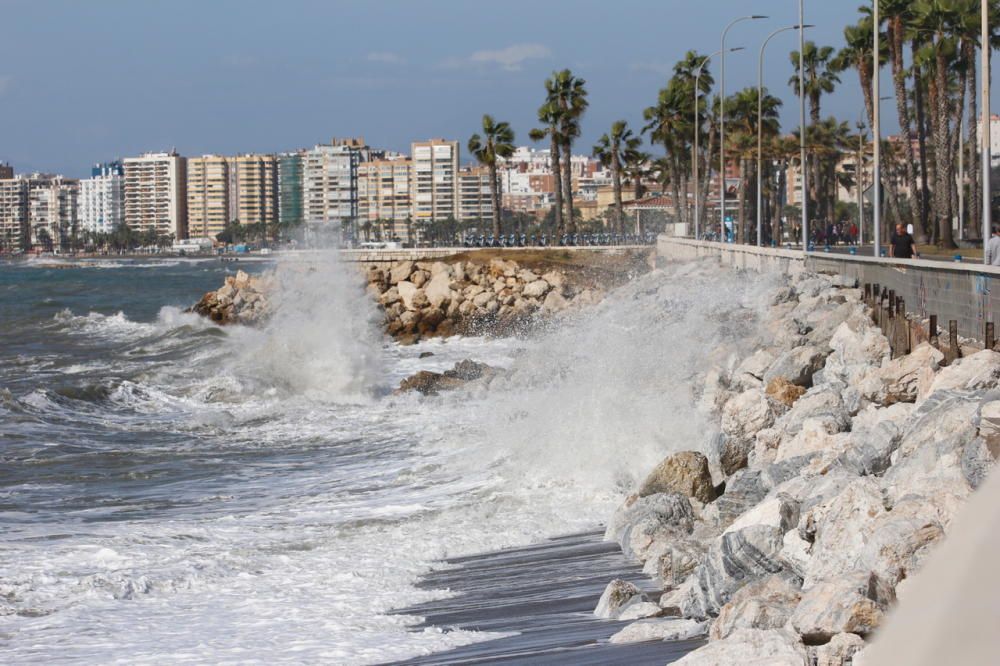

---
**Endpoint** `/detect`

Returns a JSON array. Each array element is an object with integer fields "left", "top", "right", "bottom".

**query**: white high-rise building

[
  {"left": 79, "top": 161, "right": 125, "bottom": 234},
  {"left": 411, "top": 139, "right": 458, "bottom": 222},
  {"left": 302, "top": 138, "right": 367, "bottom": 229},
  {"left": 0, "top": 176, "right": 29, "bottom": 251},
  {"left": 123, "top": 151, "right": 187, "bottom": 239},
  {"left": 28, "top": 175, "right": 79, "bottom": 249}
]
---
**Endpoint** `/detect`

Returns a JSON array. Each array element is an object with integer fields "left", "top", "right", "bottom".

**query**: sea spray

[{"left": 232, "top": 249, "right": 385, "bottom": 402}]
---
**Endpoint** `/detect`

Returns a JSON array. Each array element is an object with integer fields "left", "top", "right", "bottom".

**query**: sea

[{"left": 0, "top": 252, "right": 771, "bottom": 664}]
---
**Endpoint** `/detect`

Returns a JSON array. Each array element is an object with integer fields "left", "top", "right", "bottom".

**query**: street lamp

[
  {"left": 758, "top": 24, "right": 812, "bottom": 247},
  {"left": 873, "top": 0, "right": 882, "bottom": 257},
  {"left": 694, "top": 47, "right": 743, "bottom": 240},
  {"left": 983, "top": 0, "right": 992, "bottom": 262},
  {"left": 721, "top": 14, "right": 768, "bottom": 243},
  {"left": 799, "top": 0, "right": 808, "bottom": 251}
]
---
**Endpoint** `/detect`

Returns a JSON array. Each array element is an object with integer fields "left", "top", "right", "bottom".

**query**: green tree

[
  {"left": 593, "top": 120, "right": 642, "bottom": 234},
  {"left": 468, "top": 113, "right": 516, "bottom": 238},
  {"left": 551, "top": 69, "right": 588, "bottom": 234},
  {"left": 529, "top": 98, "right": 565, "bottom": 238}
]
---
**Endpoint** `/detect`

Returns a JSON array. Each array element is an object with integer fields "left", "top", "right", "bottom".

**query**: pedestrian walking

[
  {"left": 986, "top": 226, "right": 1000, "bottom": 266},
  {"left": 889, "top": 223, "right": 918, "bottom": 259}
]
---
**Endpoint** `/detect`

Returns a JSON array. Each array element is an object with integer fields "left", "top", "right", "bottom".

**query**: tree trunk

[
  {"left": 670, "top": 157, "right": 682, "bottom": 238},
  {"left": 550, "top": 135, "right": 563, "bottom": 237},
  {"left": 489, "top": 162, "right": 501, "bottom": 238},
  {"left": 891, "top": 18, "right": 925, "bottom": 243},
  {"left": 935, "top": 45, "right": 957, "bottom": 249},
  {"left": 913, "top": 48, "right": 932, "bottom": 239},
  {"left": 967, "top": 40, "right": 982, "bottom": 240},
  {"left": 562, "top": 141, "right": 575, "bottom": 235},
  {"left": 612, "top": 155, "right": 623, "bottom": 234},
  {"left": 738, "top": 158, "right": 748, "bottom": 244}
]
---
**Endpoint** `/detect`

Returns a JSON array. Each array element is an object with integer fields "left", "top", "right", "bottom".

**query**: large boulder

[
  {"left": 790, "top": 570, "right": 894, "bottom": 642},
  {"left": 389, "top": 260, "right": 414, "bottom": 284},
  {"left": 397, "top": 281, "right": 418, "bottom": 310},
  {"left": 812, "top": 633, "right": 866, "bottom": 666},
  {"left": 636, "top": 451, "right": 716, "bottom": 503},
  {"left": 918, "top": 349, "right": 1000, "bottom": 401},
  {"left": 710, "top": 573, "right": 803, "bottom": 640},
  {"left": 643, "top": 536, "right": 706, "bottom": 587},
  {"left": 868, "top": 343, "right": 943, "bottom": 405},
  {"left": 679, "top": 525, "right": 786, "bottom": 619},
  {"left": 424, "top": 271, "right": 453, "bottom": 309},
  {"left": 605, "top": 492, "right": 695, "bottom": 562},
  {"left": 609, "top": 618, "right": 707, "bottom": 644},
  {"left": 673, "top": 628, "right": 809, "bottom": 666},
  {"left": 773, "top": 386, "right": 850, "bottom": 439},
  {"left": 521, "top": 279, "right": 550, "bottom": 299},
  {"left": 734, "top": 350, "right": 778, "bottom": 390},
  {"left": 594, "top": 579, "right": 647, "bottom": 620},
  {"left": 722, "top": 494, "right": 800, "bottom": 537},
  {"left": 763, "top": 345, "right": 828, "bottom": 388},
  {"left": 767, "top": 377, "right": 806, "bottom": 408},
  {"left": 721, "top": 389, "right": 776, "bottom": 474}
]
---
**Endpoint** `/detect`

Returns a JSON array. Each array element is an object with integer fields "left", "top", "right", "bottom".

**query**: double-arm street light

[
  {"left": 873, "top": 0, "right": 882, "bottom": 257},
  {"left": 721, "top": 14, "right": 767, "bottom": 242},
  {"left": 758, "top": 24, "right": 812, "bottom": 247},
  {"left": 799, "top": 1, "right": 808, "bottom": 251},
  {"left": 694, "top": 47, "right": 743, "bottom": 240}
]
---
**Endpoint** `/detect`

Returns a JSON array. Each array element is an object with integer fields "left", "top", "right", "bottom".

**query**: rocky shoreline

[
  {"left": 594, "top": 268, "right": 998, "bottom": 664},
  {"left": 190, "top": 255, "right": 635, "bottom": 341}
]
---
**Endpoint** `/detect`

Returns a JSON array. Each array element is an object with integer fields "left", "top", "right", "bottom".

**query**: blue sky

[{"left": 2, "top": 1, "right": 898, "bottom": 177}]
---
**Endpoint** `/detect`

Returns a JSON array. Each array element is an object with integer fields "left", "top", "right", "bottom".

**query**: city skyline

[{"left": 4, "top": 1, "right": 889, "bottom": 178}]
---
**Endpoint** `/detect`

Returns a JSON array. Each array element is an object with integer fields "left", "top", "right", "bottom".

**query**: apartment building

[
  {"left": 28, "top": 176, "right": 79, "bottom": 248},
  {"left": 79, "top": 161, "right": 125, "bottom": 234},
  {"left": 457, "top": 165, "right": 493, "bottom": 224},
  {"left": 0, "top": 162, "right": 13, "bottom": 180},
  {"left": 230, "top": 154, "right": 278, "bottom": 234},
  {"left": 411, "top": 139, "right": 458, "bottom": 222},
  {"left": 358, "top": 158, "right": 412, "bottom": 240},
  {"left": 278, "top": 151, "right": 304, "bottom": 230},
  {"left": 302, "top": 138, "right": 367, "bottom": 229},
  {"left": 186, "top": 155, "right": 230, "bottom": 239},
  {"left": 123, "top": 151, "right": 187, "bottom": 239},
  {"left": 0, "top": 177, "right": 29, "bottom": 250}
]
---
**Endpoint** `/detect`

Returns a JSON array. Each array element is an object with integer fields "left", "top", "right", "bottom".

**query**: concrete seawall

[
  {"left": 341, "top": 245, "right": 652, "bottom": 265},
  {"left": 658, "top": 237, "right": 1000, "bottom": 343}
]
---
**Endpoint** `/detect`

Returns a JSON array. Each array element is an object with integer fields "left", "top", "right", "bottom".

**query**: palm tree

[
  {"left": 529, "top": 96, "right": 564, "bottom": 238},
  {"left": 468, "top": 114, "right": 516, "bottom": 239},
  {"left": 725, "top": 87, "right": 782, "bottom": 243},
  {"left": 593, "top": 121, "right": 642, "bottom": 233},
  {"left": 644, "top": 80, "right": 691, "bottom": 235},
  {"left": 551, "top": 69, "right": 588, "bottom": 235}
]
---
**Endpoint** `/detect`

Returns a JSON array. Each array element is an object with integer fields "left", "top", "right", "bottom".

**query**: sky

[{"left": 0, "top": 0, "right": 914, "bottom": 178}]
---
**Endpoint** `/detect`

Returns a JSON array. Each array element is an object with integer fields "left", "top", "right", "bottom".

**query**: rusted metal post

[
  {"left": 987, "top": 322, "right": 995, "bottom": 351},
  {"left": 946, "top": 320, "right": 961, "bottom": 365},
  {"left": 929, "top": 314, "right": 939, "bottom": 346}
]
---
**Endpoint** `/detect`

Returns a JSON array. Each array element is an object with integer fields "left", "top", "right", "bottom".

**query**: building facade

[
  {"left": 278, "top": 151, "right": 304, "bottom": 231},
  {"left": 411, "top": 139, "right": 458, "bottom": 223},
  {"left": 28, "top": 176, "right": 79, "bottom": 249},
  {"left": 0, "top": 163, "right": 13, "bottom": 180},
  {"left": 123, "top": 151, "right": 187, "bottom": 239},
  {"left": 229, "top": 154, "right": 278, "bottom": 236},
  {"left": 79, "top": 161, "right": 125, "bottom": 235},
  {"left": 457, "top": 165, "right": 493, "bottom": 225},
  {"left": 186, "top": 155, "right": 230, "bottom": 240},
  {"left": 0, "top": 177, "right": 29, "bottom": 250},
  {"left": 358, "top": 158, "right": 412, "bottom": 241},
  {"left": 302, "top": 138, "right": 367, "bottom": 231}
]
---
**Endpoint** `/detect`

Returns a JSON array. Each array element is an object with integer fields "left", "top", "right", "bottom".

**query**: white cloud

[
  {"left": 367, "top": 51, "right": 406, "bottom": 65},
  {"left": 0, "top": 76, "right": 12, "bottom": 96},
  {"left": 447, "top": 43, "right": 551, "bottom": 71}
]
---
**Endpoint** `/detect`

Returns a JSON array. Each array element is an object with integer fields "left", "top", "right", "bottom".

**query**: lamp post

[
  {"left": 983, "top": 0, "right": 992, "bottom": 262},
  {"left": 694, "top": 47, "right": 743, "bottom": 240},
  {"left": 873, "top": 0, "right": 882, "bottom": 257},
  {"left": 799, "top": 0, "right": 808, "bottom": 251},
  {"left": 758, "top": 25, "right": 811, "bottom": 247},
  {"left": 721, "top": 14, "right": 767, "bottom": 243}
]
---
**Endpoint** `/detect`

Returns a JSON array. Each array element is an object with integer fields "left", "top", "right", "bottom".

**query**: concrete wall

[{"left": 659, "top": 237, "right": 1000, "bottom": 341}]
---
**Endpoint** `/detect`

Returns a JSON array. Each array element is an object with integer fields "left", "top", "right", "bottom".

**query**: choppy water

[{"left": 0, "top": 253, "right": 772, "bottom": 664}]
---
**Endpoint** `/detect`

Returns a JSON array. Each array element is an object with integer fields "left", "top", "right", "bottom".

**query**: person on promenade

[
  {"left": 889, "top": 223, "right": 918, "bottom": 259},
  {"left": 986, "top": 226, "right": 1000, "bottom": 266}
]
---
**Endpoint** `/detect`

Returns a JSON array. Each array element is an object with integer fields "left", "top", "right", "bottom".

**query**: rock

[
  {"left": 380, "top": 286, "right": 401, "bottom": 306},
  {"left": 710, "top": 573, "right": 802, "bottom": 640},
  {"left": 834, "top": 403, "right": 911, "bottom": 476},
  {"left": 424, "top": 271, "right": 453, "bottom": 309},
  {"left": 594, "top": 579, "right": 646, "bottom": 619},
  {"left": 767, "top": 377, "right": 806, "bottom": 408},
  {"left": 616, "top": 599, "right": 664, "bottom": 621},
  {"left": 721, "top": 389, "right": 776, "bottom": 474},
  {"left": 396, "top": 360, "right": 499, "bottom": 395},
  {"left": 636, "top": 451, "right": 716, "bottom": 503},
  {"left": 812, "top": 632, "right": 866, "bottom": 666},
  {"left": 397, "top": 281, "right": 418, "bottom": 310},
  {"left": 429, "top": 261, "right": 450, "bottom": 277},
  {"left": 827, "top": 319, "right": 891, "bottom": 375},
  {"left": 644, "top": 537, "right": 705, "bottom": 587},
  {"left": 799, "top": 478, "right": 886, "bottom": 587},
  {"left": 871, "top": 343, "right": 943, "bottom": 405},
  {"left": 773, "top": 387, "right": 850, "bottom": 439},
  {"left": 522, "top": 279, "right": 550, "bottom": 299},
  {"left": 734, "top": 350, "right": 778, "bottom": 390},
  {"left": 389, "top": 260, "right": 414, "bottom": 284},
  {"left": 418, "top": 352, "right": 434, "bottom": 359},
  {"left": 543, "top": 290, "right": 568, "bottom": 311},
  {"left": 673, "top": 628, "right": 809, "bottom": 666},
  {"left": 410, "top": 270, "right": 428, "bottom": 288},
  {"left": 775, "top": 420, "right": 851, "bottom": 464},
  {"left": 790, "top": 570, "right": 893, "bottom": 642},
  {"left": 763, "top": 345, "right": 828, "bottom": 388},
  {"left": 713, "top": 469, "right": 768, "bottom": 529},
  {"left": 410, "top": 288, "right": 430, "bottom": 311},
  {"left": 723, "top": 494, "right": 799, "bottom": 536},
  {"left": 609, "top": 618, "right": 707, "bottom": 645},
  {"left": 919, "top": 349, "right": 1000, "bottom": 400},
  {"left": 472, "top": 291, "right": 492, "bottom": 308},
  {"left": 605, "top": 493, "right": 695, "bottom": 562},
  {"left": 962, "top": 435, "right": 999, "bottom": 489},
  {"left": 680, "top": 525, "right": 786, "bottom": 619}
]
